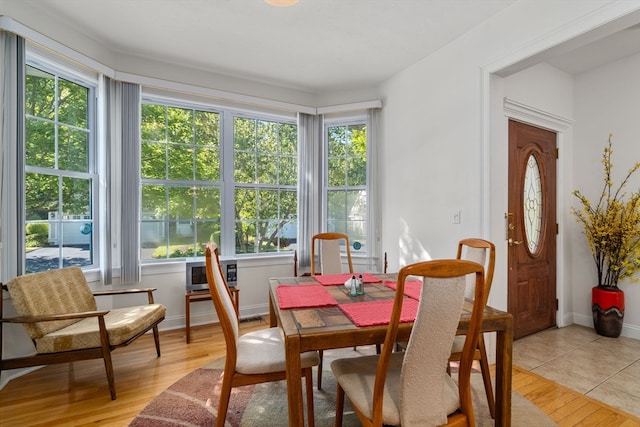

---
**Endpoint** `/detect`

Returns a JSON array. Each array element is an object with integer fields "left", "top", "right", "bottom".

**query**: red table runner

[
  {"left": 313, "top": 272, "right": 382, "bottom": 286},
  {"left": 384, "top": 279, "right": 422, "bottom": 300},
  {"left": 276, "top": 284, "right": 339, "bottom": 309},
  {"left": 338, "top": 298, "right": 419, "bottom": 327}
]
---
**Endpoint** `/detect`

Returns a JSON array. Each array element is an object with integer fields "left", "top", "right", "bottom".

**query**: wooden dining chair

[
  {"left": 310, "top": 232, "right": 354, "bottom": 389},
  {"left": 204, "top": 243, "right": 319, "bottom": 427},
  {"left": 449, "top": 238, "right": 496, "bottom": 418},
  {"left": 310, "top": 232, "right": 354, "bottom": 276},
  {"left": 331, "top": 259, "right": 486, "bottom": 427}
]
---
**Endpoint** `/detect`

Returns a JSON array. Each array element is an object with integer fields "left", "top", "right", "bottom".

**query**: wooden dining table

[{"left": 268, "top": 273, "right": 513, "bottom": 427}]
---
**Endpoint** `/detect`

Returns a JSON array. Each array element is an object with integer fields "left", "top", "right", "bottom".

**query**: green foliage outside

[{"left": 25, "top": 223, "right": 49, "bottom": 248}]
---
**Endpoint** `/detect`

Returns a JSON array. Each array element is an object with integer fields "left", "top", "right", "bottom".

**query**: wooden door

[{"left": 507, "top": 120, "right": 557, "bottom": 339}]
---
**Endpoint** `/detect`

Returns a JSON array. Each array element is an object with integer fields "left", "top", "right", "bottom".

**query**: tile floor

[{"left": 513, "top": 324, "right": 640, "bottom": 418}]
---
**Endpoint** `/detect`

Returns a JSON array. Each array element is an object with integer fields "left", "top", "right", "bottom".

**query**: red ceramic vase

[{"left": 592, "top": 286, "right": 625, "bottom": 338}]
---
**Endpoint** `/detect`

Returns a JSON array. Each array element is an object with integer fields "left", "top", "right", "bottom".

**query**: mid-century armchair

[{"left": 0, "top": 267, "right": 166, "bottom": 400}]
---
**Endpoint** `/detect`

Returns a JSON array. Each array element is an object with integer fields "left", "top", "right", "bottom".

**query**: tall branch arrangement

[{"left": 572, "top": 134, "right": 640, "bottom": 288}]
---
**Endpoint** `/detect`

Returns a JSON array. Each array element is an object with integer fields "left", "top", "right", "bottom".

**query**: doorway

[{"left": 507, "top": 120, "right": 558, "bottom": 339}]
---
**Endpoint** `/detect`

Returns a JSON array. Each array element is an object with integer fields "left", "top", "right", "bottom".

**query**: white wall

[
  {"left": 571, "top": 52, "right": 640, "bottom": 335},
  {"left": 377, "top": 0, "right": 640, "bottom": 355}
]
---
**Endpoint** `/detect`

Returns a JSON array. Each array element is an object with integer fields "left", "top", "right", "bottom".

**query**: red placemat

[
  {"left": 313, "top": 272, "right": 382, "bottom": 286},
  {"left": 384, "top": 279, "right": 422, "bottom": 300},
  {"left": 276, "top": 284, "right": 339, "bottom": 309},
  {"left": 339, "top": 298, "right": 419, "bottom": 327}
]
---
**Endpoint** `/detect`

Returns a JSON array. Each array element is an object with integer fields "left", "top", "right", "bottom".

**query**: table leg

[
  {"left": 185, "top": 294, "right": 191, "bottom": 344},
  {"left": 269, "top": 293, "right": 277, "bottom": 327},
  {"left": 494, "top": 315, "right": 513, "bottom": 427},
  {"left": 285, "top": 334, "right": 304, "bottom": 426}
]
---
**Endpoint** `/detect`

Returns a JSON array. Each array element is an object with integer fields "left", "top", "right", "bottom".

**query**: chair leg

[
  {"left": 102, "top": 350, "right": 116, "bottom": 400},
  {"left": 216, "top": 372, "right": 233, "bottom": 427},
  {"left": 152, "top": 325, "right": 161, "bottom": 357},
  {"left": 303, "top": 367, "right": 315, "bottom": 427},
  {"left": 317, "top": 350, "right": 323, "bottom": 390},
  {"left": 97, "top": 317, "right": 116, "bottom": 400},
  {"left": 478, "top": 336, "right": 496, "bottom": 419},
  {"left": 334, "top": 382, "right": 345, "bottom": 427}
]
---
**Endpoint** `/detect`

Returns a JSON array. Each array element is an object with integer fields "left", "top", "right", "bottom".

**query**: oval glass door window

[{"left": 523, "top": 154, "right": 542, "bottom": 253}]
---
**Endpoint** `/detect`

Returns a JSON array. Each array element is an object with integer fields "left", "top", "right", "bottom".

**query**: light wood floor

[{"left": 1, "top": 318, "right": 639, "bottom": 427}]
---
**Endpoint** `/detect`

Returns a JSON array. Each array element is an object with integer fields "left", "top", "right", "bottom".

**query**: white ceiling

[
  {"left": 21, "top": 0, "right": 517, "bottom": 92},
  {"left": 16, "top": 0, "right": 640, "bottom": 92}
]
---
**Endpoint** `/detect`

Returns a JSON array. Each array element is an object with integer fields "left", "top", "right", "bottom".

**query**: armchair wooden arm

[
  {"left": 0, "top": 310, "right": 110, "bottom": 325},
  {"left": 93, "top": 288, "right": 158, "bottom": 303}
]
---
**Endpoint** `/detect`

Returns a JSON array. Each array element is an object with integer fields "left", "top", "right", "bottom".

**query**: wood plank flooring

[{"left": 1, "top": 318, "right": 639, "bottom": 426}]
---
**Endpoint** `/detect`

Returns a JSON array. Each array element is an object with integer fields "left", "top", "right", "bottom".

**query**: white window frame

[
  {"left": 140, "top": 92, "right": 298, "bottom": 260},
  {"left": 21, "top": 45, "right": 100, "bottom": 273},
  {"left": 323, "top": 113, "right": 370, "bottom": 258}
]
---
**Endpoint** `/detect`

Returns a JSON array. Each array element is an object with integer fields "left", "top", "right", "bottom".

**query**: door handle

[{"left": 508, "top": 238, "right": 523, "bottom": 246}]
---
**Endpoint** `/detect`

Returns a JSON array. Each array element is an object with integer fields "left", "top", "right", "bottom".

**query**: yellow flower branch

[{"left": 572, "top": 134, "right": 640, "bottom": 288}]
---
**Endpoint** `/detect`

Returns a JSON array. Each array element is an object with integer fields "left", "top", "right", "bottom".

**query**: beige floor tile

[
  {"left": 600, "top": 368, "right": 640, "bottom": 397},
  {"left": 531, "top": 363, "right": 601, "bottom": 394},
  {"left": 513, "top": 323, "right": 640, "bottom": 409},
  {"left": 587, "top": 382, "right": 640, "bottom": 418}
]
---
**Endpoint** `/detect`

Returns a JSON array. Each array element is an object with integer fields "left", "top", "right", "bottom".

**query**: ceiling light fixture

[{"left": 265, "top": 0, "right": 299, "bottom": 7}]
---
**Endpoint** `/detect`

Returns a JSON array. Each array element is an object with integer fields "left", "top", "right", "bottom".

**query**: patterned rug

[{"left": 130, "top": 347, "right": 556, "bottom": 426}]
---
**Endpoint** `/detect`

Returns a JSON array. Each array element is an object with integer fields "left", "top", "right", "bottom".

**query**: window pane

[
  {"left": 141, "top": 222, "right": 167, "bottom": 260},
  {"left": 234, "top": 117, "right": 254, "bottom": 151},
  {"left": 195, "top": 187, "right": 220, "bottom": 220},
  {"left": 234, "top": 151, "right": 254, "bottom": 183},
  {"left": 279, "top": 155, "right": 296, "bottom": 186},
  {"left": 257, "top": 153, "right": 277, "bottom": 184},
  {"left": 235, "top": 188, "right": 256, "bottom": 254},
  {"left": 58, "top": 126, "right": 89, "bottom": 172},
  {"left": 347, "top": 156, "right": 366, "bottom": 186},
  {"left": 524, "top": 154, "right": 543, "bottom": 254},
  {"left": 141, "top": 184, "right": 167, "bottom": 219},
  {"left": 25, "top": 119, "right": 55, "bottom": 168},
  {"left": 167, "top": 107, "right": 193, "bottom": 143},
  {"left": 328, "top": 157, "right": 346, "bottom": 186},
  {"left": 167, "top": 144, "right": 193, "bottom": 180},
  {"left": 195, "top": 221, "right": 220, "bottom": 250},
  {"left": 195, "top": 110, "right": 220, "bottom": 145},
  {"left": 194, "top": 146, "right": 220, "bottom": 181},
  {"left": 235, "top": 219, "right": 256, "bottom": 254},
  {"left": 25, "top": 66, "right": 55, "bottom": 120},
  {"left": 58, "top": 77, "right": 88, "bottom": 128},
  {"left": 62, "top": 177, "right": 91, "bottom": 216},
  {"left": 168, "top": 187, "right": 193, "bottom": 221},
  {"left": 141, "top": 141, "right": 167, "bottom": 179},
  {"left": 25, "top": 173, "right": 59, "bottom": 221},
  {"left": 141, "top": 104, "right": 167, "bottom": 142}
]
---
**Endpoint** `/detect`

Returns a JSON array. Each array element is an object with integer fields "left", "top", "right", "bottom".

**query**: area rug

[{"left": 130, "top": 347, "right": 556, "bottom": 426}]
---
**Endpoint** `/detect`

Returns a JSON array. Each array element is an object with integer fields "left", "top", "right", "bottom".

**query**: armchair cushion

[{"left": 36, "top": 304, "right": 166, "bottom": 353}]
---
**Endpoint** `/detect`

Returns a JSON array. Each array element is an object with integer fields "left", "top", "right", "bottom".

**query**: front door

[{"left": 507, "top": 120, "right": 557, "bottom": 339}]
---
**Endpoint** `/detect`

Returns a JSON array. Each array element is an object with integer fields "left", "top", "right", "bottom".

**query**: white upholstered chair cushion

[
  {"left": 331, "top": 352, "right": 460, "bottom": 425},
  {"left": 236, "top": 327, "right": 319, "bottom": 375}
]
